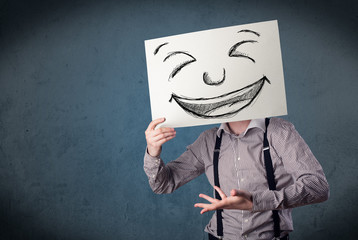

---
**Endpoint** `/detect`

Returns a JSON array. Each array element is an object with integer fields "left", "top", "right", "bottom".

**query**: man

[{"left": 144, "top": 117, "right": 329, "bottom": 240}]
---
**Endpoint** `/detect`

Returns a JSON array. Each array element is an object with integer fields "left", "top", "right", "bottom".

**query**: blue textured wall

[{"left": 0, "top": 0, "right": 357, "bottom": 239}]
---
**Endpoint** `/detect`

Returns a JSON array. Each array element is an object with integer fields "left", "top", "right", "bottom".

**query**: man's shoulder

[
  {"left": 269, "top": 117, "right": 295, "bottom": 132},
  {"left": 267, "top": 118, "right": 300, "bottom": 145}
]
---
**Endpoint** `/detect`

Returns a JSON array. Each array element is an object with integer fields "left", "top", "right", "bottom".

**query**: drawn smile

[{"left": 169, "top": 76, "right": 271, "bottom": 118}]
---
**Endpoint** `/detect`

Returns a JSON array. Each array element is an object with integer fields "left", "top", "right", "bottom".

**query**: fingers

[
  {"left": 145, "top": 118, "right": 175, "bottom": 141},
  {"left": 214, "top": 186, "right": 227, "bottom": 199},
  {"left": 150, "top": 129, "right": 176, "bottom": 141},
  {"left": 145, "top": 118, "right": 176, "bottom": 156},
  {"left": 194, "top": 200, "right": 228, "bottom": 214},
  {"left": 201, "top": 208, "right": 210, "bottom": 214},
  {"left": 146, "top": 118, "right": 166, "bottom": 131},
  {"left": 154, "top": 134, "right": 176, "bottom": 147},
  {"left": 194, "top": 187, "right": 229, "bottom": 215},
  {"left": 146, "top": 128, "right": 176, "bottom": 146},
  {"left": 194, "top": 191, "right": 220, "bottom": 214},
  {"left": 146, "top": 127, "right": 175, "bottom": 138},
  {"left": 198, "top": 193, "right": 217, "bottom": 203},
  {"left": 194, "top": 203, "right": 216, "bottom": 214}
]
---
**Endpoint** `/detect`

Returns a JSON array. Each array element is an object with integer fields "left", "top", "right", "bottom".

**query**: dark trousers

[
  {"left": 208, "top": 233, "right": 220, "bottom": 240},
  {"left": 208, "top": 233, "right": 289, "bottom": 240}
]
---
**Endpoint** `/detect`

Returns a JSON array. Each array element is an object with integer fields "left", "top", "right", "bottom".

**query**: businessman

[{"left": 144, "top": 117, "right": 329, "bottom": 240}]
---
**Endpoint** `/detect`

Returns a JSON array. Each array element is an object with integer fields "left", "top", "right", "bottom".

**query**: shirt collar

[{"left": 217, "top": 118, "right": 266, "bottom": 137}]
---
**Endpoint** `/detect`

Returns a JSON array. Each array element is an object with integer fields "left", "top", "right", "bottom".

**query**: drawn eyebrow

[
  {"left": 228, "top": 40, "right": 257, "bottom": 55},
  {"left": 154, "top": 42, "right": 169, "bottom": 55},
  {"left": 228, "top": 40, "right": 257, "bottom": 63},
  {"left": 163, "top": 51, "right": 195, "bottom": 62},
  {"left": 237, "top": 29, "right": 260, "bottom": 37},
  {"left": 163, "top": 51, "right": 197, "bottom": 80}
]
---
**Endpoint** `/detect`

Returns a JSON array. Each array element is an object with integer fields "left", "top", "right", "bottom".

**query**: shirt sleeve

[
  {"left": 143, "top": 131, "right": 207, "bottom": 194},
  {"left": 251, "top": 119, "right": 330, "bottom": 212}
]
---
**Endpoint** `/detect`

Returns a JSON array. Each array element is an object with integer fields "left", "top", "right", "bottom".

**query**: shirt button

[
  {"left": 244, "top": 219, "right": 249, "bottom": 223},
  {"left": 237, "top": 157, "right": 240, "bottom": 161},
  {"left": 241, "top": 178, "right": 245, "bottom": 182},
  {"left": 152, "top": 174, "right": 156, "bottom": 178}
]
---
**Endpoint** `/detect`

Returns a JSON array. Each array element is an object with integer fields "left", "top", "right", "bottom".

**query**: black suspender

[
  {"left": 212, "top": 118, "right": 281, "bottom": 239},
  {"left": 213, "top": 130, "right": 224, "bottom": 238},
  {"left": 263, "top": 118, "right": 281, "bottom": 239}
]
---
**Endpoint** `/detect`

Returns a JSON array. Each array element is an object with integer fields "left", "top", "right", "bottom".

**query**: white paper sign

[{"left": 145, "top": 20, "right": 287, "bottom": 128}]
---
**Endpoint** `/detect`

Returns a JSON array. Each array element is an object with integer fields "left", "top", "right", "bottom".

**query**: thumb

[
  {"left": 230, "top": 189, "right": 249, "bottom": 197},
  {"left": 230, "top": 189, "right": 241, "bottom": 196},
  {"left": 231, "top": 189, "right": 252, "bottom": 201}
]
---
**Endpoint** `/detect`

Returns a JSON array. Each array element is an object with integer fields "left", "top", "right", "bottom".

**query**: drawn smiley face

[
  {"left": 145, "top": 20, "right": 287, "bottom": 127},
  {"left": 153, "top": 29, "right": 271, "bottom": 119}
]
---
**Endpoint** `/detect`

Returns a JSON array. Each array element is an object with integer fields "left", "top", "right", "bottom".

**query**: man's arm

[
  {"left": 251, "top": 119, "right": 329, "bottom": 212},
  {"left": 144, "top": 118, "right": 206, "bottom": 194}
]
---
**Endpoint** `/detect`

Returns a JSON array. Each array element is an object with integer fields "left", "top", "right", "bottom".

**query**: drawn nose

[{"left": 203, "top": 68, "right": 226, "bottom": 86}]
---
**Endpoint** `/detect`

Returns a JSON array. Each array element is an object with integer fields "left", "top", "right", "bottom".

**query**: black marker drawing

[
  {"left": 153, "top": 28, "right": 271, "bottom": 119},
  {"left": 154, "top": 42, "right": 169, "bottom": 55},
  {"left": 169, "top": 76, "right": 271, "bottom": 119},
  {"left": 203, "top": 68, "right": 226, "bottom": 86},
  {"left": 163, "top": 51, "right": 197, "bottom": 80},
  {"left": 228, "top": 40, "right": 257, "bottom": 63},
  {"left": 237, "top": 29, "right": 261, "bottom": 37}
]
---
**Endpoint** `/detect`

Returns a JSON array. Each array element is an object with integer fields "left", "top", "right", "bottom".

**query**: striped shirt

[{"left": 143, "top": 118, "right": 329, "bottom": 240}]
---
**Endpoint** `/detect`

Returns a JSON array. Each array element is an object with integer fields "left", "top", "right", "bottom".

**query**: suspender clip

[{"left": 263, "top": 146, "right": 270, "bottom": 151}]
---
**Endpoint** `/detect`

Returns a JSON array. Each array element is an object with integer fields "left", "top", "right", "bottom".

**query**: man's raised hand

[
  {"left": 145, "top": 118, "right": 176, "bottom": 157},
  {"left": 194, "top": 186, "right": 253, "bottom": 214}
]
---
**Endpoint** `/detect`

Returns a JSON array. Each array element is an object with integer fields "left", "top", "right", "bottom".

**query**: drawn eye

[
  {"left": 228, "top": 40, "right": 257, "bottom": 63},
  {"left": 164, "top": 51, "right": 197, "bottom": 80}
]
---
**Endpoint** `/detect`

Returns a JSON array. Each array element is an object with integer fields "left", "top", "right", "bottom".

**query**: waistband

[{"left": 208, "top": 233, "right": 289, "bottom": 240}]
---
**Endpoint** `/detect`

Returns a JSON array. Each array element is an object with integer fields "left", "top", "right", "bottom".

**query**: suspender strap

[
  {"left": 263, "top": 118, "right": 281, "bottom": 238},
  {"left": 213, "top": 130, "right": 224, "bottom": 238}
]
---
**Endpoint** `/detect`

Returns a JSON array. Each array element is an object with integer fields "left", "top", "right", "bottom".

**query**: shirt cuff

[
  {"left": 144, "top": 148, "right": 164, "bottom": 180},
  {"left": 251, "top": 190, "right": 277, "bottom": 212}
]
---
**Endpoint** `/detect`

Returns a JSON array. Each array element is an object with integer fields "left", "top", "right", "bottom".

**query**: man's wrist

[{"left": 147, "top": 146, "right": 161, "bottom": 157}]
